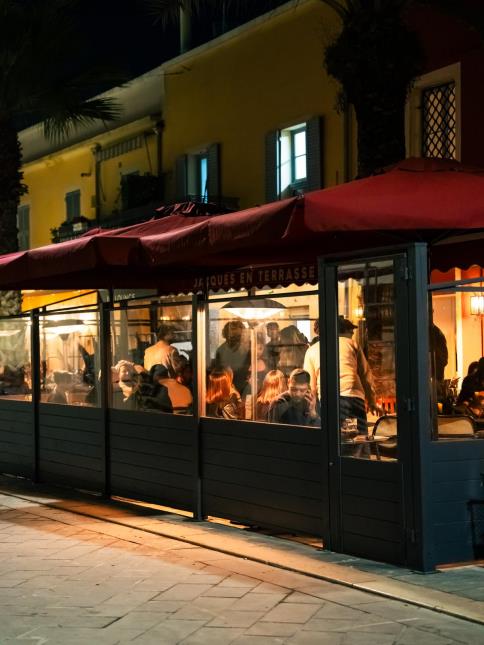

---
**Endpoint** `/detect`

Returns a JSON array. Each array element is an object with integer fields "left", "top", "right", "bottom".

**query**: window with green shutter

[{"left": 65, "top": 189, "right": 81, "bottom": 222}]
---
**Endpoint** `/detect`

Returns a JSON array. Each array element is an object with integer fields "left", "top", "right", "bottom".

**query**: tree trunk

[
  {"left": 354, "top": 95, "right": 407, "bottom": 178},
  {"left": 0, "top": 118, "right": 25, "bottom": 315}
]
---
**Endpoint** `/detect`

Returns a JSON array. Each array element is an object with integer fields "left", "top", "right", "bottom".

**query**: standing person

[
  {"left": 214, "top": 320, "right": 250, "bottom": 395},
  {"left": 338, "top": 316, "right": 378, "bottom": 435},
  {"left": 310, "top": 320, "right": 320, "bottom": 346},
  {"left": 278, "top": 325, "right": 309, "bottom": 378},
  {"left": 303, "top": 336, "right": 320, "bottom": 402},
  {"left": 144, "top": 323, "right": 181, "bottom": 376},
  {"left": 430, "top": 321, "right": 448, "bottom": 401},
  {"left": 264, "top": 322, "right": 282, "bottom": 370},
  {"left": 268, "top": 368, "right": 320, "bottom": 426}
]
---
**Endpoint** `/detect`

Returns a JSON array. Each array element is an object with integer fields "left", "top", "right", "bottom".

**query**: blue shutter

[
  {"left": 305, "top": 116, "right": 324, "bottom": 191},
  {"left": 265, "top": 129, "right": 279, "bottom": 202},
  {"left": 207, "top": 143, "right": 220, "bottom": 202}
]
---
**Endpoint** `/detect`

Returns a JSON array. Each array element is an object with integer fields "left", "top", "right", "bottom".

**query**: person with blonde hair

[{"left": 256, "top": 370, "right": 287, "bottom": 421}]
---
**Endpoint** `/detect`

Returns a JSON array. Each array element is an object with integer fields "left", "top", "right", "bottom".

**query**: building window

[
  {"left": 197, "top": 153, "right": 208, "bottom": 202},
  {"left": 422, "top": 82, "right": 457, "bottom": 160},
  {"left": 17, "top": 204, "right": 30, "bottom": 250},
  {"left": 278, "top": 123, "right": 307, "bottom": 197},
  {"left": 65, "top": 190, "right": 81, "bottom": 222}
]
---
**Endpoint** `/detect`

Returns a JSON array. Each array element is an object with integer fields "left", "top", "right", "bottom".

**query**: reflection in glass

[
  {"left": 430, "top": 268, "right": 484, "bottom": 440},
  {"left": 0, "top": 318, "right": 32, "bottom": 400},
  {"left": 206, "top": 290, "right": 319, "bottom": 426},
  {"left": 40, "top": 310, "right": 100, "bottom": 406},
  {"left": 110, "top": 301, "right": 193, "bottom": 414},
  {"left": 337, "top": 261, "right": 398, "bottom": 460}
]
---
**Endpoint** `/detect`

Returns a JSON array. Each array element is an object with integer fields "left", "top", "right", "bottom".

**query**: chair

[
  {"left": 372, "top": 415, "right": 398, "bottom": 458},
  {"left": 437, "top": 415, "right": 475, "bottom": 439}
]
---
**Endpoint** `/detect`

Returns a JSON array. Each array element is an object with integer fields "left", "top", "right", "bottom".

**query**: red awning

[
  {"left": 303, "top": 158, "right": 484, "bottom": 232},
  {"left": 0, "top": 159, "right": 482, "bottom": 292}
]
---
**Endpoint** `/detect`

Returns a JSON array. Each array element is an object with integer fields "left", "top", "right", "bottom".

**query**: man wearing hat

[{"left": 338, "top": 315, "right": 377, "bottom": 435}]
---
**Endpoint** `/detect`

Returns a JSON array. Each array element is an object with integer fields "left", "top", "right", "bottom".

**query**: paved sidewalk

[
  {"left": 1, "top": 483, "right": 484, "bottom": 644},
  {"left": 1, "top": 474, "right": 484, "bottom": 630}
]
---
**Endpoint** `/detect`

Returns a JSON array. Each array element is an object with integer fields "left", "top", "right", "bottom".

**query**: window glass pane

[
  {"left": 199, "top": 156, "right": 208, "bottom": 201},
  {"left": 430, "top": 268, "right": 484, "bottom": 441},
  {"left": 205, "top": 289, "right": 320, "bottom": 426},
  {"left": 293, "top": 130, "right": 306, "bottom": 157},
  {"left": 110, "top": 302, "right": 193, "bottom": 414},
  {"left": 294, "top": 155, "right": 307, "bottom": 181},
  {"left": 40, "top": 309, "right": 100, "bottom": 406},
  {"left": 0, "top": 318, "right": 31, "bottom": 401},
  {"left": 337, "top": 260, "right": 398, "bottom": 461}
]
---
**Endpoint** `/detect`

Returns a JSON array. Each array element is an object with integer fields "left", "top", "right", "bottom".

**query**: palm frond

[{"left": 43, "top": 97, "right": 121, "bottom": 143}]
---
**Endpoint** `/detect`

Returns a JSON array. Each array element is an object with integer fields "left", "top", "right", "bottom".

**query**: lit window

[
  {"left": 198, "top": 154, "right": 208, "bottom": 202},
  {"left": 422, "top": 82, "right": 457, "bottom": 160},
  {"left": 278, "top": 123, "right": 307, "bottom": 196}
]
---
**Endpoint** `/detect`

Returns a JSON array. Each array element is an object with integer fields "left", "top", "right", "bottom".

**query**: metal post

[
  {"left": 192, "top": 293, "right": 203, "bottom": 521},
  {"left": 99, "top": 295, "right": 112, "bottom": 498},
  {"left": 30, "top": 310, "right": 40, "bottom": 483}
]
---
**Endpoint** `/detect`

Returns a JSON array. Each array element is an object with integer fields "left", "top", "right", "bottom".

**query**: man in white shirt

[{"left": 144, "top": 324, "right": 181, "bottom": 376}]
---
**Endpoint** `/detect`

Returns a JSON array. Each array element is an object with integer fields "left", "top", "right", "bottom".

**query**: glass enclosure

[
  {"left": 0, "top": 317, "right": 32, "bottom": 401},
  {"left": 337, "top": 260, "right": 398, "bottom": 460},
  {"left": 40, "top": 309, "right": 100, "bottom": 406},
  {"left": 204, "top": 287, "right": 320, "bottom": 425},
  {"left": 430, "top": 266, "right": 484, "bottom": 440},
  {"left": 109, "top": 299, "right": 193, "bottom": 414}
]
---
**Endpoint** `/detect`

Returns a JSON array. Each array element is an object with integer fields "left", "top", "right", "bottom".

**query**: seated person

[
  {"left": 137, "top": 369, "right": 173, "bottom": 414},
  {"left": 111, "top": 360, "right": 141, "bottom": 410},
  {"left": 457, "top": 357, "right": 484, "bottom": 406},
  {"left": 47, "top": 370, "right": 72, "bottom": 404},
  {"left": 268, "top": 368, "right": 320, "bottom": 426},
  {"left": 144, "top": 323, "right": 181, "bottom": 376},
  {"left": 150, "top": 364, "right": 192, "bottom": 414},
  {"left": 256, "top": 370, "right": 287, "bottom": 422},
  {"left": 206, "top": 368, "right": 242, "bottom": 420}
]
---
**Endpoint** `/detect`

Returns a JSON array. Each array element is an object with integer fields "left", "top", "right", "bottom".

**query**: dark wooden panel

[
  {"left": 204, "top": 432, "right": 323, "bottom": 463},
  {"left": 39, "top": 406, "right": 104, "bottom": 491},
  {"left": 203, "top": 479, "right": 323, "bottom": 518},
  {"left": 110, "top": 408, "right": 196, "bottom": 431},
  {"left": 341, "top": 494, "right": 400, "bottom": 524},
  {"left": 0, "top": 400, "right": 34, "bottom": 477},
  {"left": 110, "top": 460, "right": 191, "bottom": 488},
  {"left": 430, "top": 442, "right": 484, "bottom": 565},
  {"left": 203, "top": 492, "right": 325, "bottom": 535},
  {"left": 341, "top": 476, "right": 399, "bottom": 502},
  {"left": 111, "top": 476, "right": 193, "bottom": 511},
  {"left": 204, "top": 449, "right": 322, "bottom": 483},
  {"left": 342, "top": 531, "right": 402, "bottom": 564},
  {"left": 341, "top": 513, "right": 401, "bottom": 542},
  {"left": 201, "top": 420, "right": 326, "bottom": 537},
  {"left": 111, "top": 448, "right": 192, "bottom": 476},
  {"left": 201, "top": 418, "right": 321, "bottom": 446},
  {"left": 341, "top": 458, "right": 400, "bottom": 482},
  {"left": 109, "top": 414, "right": 195, "bottom": 512}
]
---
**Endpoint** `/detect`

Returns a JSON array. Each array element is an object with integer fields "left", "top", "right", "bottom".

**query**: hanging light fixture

[
  {"left": 470, "top": 295, "right": 484, "bottom": 316},
  {"left": 222, "top": 298, "right": 285, "bottom": 322}
]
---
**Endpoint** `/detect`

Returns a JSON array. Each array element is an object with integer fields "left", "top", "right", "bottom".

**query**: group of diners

[{"left": 205, "top": 315, "right": 380, "bottom": 430}]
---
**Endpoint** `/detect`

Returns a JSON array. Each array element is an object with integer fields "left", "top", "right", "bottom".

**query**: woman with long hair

[
  {"left": 277, "top": 325, "right": 309, "bottom": 377},
  {"left": 256, "top": 370, "right": 287, "bottom": 421},
  {"left": 206, "top": 367, "right": 242, "bottom": 420}
]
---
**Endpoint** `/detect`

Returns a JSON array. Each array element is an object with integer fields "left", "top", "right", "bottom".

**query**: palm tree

[
  {"left": 149, "top": 0, "right": 483, "bottom": 177},
  {"left": 0, "top": 0, "right": 122, "bottom": 315}
]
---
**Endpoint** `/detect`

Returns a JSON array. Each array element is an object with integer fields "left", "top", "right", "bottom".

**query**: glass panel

[
  {"left": 293, "top": 130, "right": 306, "bottom": 157},
  {"left": 294, "top": 154, "right": 307, "bottom": 180},
  {"left": 430, "top": 268, "right": 484, "bottom": 440},
  {"left": 205, "top": 289, "right": 320, "bottom": 426},
  {"left": 0, "top": 318, "right": 32, "bottom": 401},
  {"left": 337, "top": 260, "right": 398, "bottom": 460},
  {"left": 40, "top": 309, "right": 100, "bottom": 406},
  {"left": 110, "top": 301, "right": 193, "bottom": 414}
]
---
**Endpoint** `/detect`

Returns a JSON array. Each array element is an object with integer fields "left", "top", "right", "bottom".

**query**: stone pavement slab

[{"left": 1, "top": 474, "right": 484, "bottom": 636}]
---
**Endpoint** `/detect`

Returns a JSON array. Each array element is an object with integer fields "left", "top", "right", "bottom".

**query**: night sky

[{"left": 79, "top": 0, "right": 287, "bottom": 85}]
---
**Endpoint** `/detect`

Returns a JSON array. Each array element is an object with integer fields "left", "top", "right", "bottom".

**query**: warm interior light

[
  {"left": 43, "top": 319, "right": 86, "bottom": 336},
  {"left": 470, "top": 295, "right": 484, "bottom": 315},
  {"left": 223, "top": 298, "right": 285, "bottom": 321},
  {"left": 354, "top": 306, "right": 364, "bottom": 319}
]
